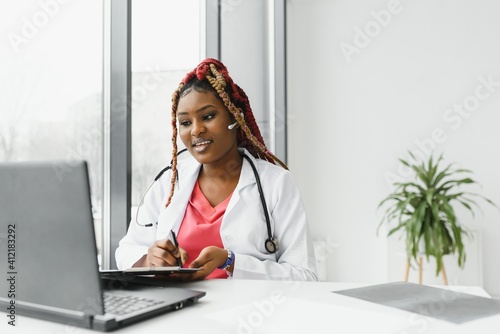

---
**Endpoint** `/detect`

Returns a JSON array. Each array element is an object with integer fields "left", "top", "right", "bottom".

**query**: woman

[{"left": 116, "top": 58, "right": 317, "bottom": 281}]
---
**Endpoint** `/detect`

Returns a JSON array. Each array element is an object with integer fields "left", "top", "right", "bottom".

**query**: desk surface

[{"left": 2, "top": 280, "right": 499, "bottom": 334}]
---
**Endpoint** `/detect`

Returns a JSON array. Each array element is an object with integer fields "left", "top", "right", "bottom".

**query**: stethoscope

[{"left": 135, "top": 149, "right": 280, "bottom": 254}]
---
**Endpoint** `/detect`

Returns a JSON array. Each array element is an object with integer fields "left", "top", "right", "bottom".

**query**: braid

[
  {"left": 165, "top": 84, "right": 182, "bottom": 208},
  {"left": 164, "top": 58, "right": 288, "bottom": 207},
  {"left": 205, "top": 62, "right": 288, "bottom": 169}
]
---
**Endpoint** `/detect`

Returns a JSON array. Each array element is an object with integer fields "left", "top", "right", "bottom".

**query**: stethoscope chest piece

[{"left": 265, "top": 237, "right": 279, "bottom": 253}]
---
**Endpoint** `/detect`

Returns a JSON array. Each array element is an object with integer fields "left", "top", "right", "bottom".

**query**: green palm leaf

[{"left": 377, "top": 151, "right": 498, "bottom": 277}]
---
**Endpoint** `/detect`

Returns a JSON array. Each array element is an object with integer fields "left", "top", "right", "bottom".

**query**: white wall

[{"left": 287, "top": 0, "right": 500, "bottom": 297}]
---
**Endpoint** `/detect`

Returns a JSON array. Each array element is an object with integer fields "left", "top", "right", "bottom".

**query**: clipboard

[{"left": 100, "top": 266, "right": 201, "bottom": 277}]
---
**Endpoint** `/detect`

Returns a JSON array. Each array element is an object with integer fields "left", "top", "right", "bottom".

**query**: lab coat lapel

[{"left": 158, "top": 149, "right": 258, "bottom": 237}]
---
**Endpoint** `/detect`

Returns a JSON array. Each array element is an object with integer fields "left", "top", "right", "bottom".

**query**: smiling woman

[
  {"left": 116, "top": 58, "right": 318, "bottom": 281},
  {"left": 178, "top": 89, "right": 239, "bottom": 157},
  {"left": 177, "top": 89, "right": 241, "bottom": 207}
]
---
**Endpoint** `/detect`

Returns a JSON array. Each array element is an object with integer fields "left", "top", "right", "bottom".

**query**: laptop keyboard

[{"left": 103, "top": 292, "right": 164, "bottom": 316}]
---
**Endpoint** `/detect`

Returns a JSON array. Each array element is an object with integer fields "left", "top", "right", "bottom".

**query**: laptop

[{"left": 0, "top": 160, "right": 205, "bottom": 331}]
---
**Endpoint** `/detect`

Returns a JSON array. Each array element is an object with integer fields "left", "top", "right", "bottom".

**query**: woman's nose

[{"left": 191, "top": 121, "right": 206, "bottom": 136}]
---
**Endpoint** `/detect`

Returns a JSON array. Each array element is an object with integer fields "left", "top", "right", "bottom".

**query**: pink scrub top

[{"left": 177, "top": 180, "right": 233, "bottom": 279}]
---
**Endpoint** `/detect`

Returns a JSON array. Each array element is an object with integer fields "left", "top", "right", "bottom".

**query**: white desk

[{"left": 2, "top": 280, "right": 499, "bottom": 334}]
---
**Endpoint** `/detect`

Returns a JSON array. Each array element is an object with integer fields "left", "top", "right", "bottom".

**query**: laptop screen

[{"left": 0, "top": 161, "right": 104, "bottom": 315}]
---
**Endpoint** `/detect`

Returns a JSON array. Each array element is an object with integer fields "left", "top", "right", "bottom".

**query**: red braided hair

[{"left": 165, "top": 58, "right": 287, "bottom": 207}]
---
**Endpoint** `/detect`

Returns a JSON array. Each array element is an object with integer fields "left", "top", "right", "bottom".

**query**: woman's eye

[
  {"left": 179, "top": 120, "right": 191, "bottom": 127},
  {"left": 203, "top": 113, "right": 215, "bottom": 121}
]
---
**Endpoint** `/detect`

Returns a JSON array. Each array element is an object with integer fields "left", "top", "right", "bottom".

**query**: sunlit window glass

[
  {"left": 0, "top": 1, "right": 103, "bottom": 254},
  {"left": 131, "top": 0, "right": 201, "bottom": 207}
]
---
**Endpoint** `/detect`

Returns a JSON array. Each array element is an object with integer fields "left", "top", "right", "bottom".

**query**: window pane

[
  {"left": 131, "top": 0, "right": 201, "bottom": 207},
  {"left": 0, "top": 1, "right": 103, "bottom": 256}
]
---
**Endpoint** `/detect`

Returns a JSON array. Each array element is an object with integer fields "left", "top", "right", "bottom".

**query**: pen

[{"left": 170, "top": 230, "right": 182, "bottom": 268}]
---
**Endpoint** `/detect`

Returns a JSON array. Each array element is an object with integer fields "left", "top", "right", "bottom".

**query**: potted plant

[{"left": 378, "top": 152, "right": 497, "bottom": 283}]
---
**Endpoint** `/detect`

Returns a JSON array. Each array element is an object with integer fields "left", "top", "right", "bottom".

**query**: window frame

[{"left": 102, "top": 0, "right": 132, "bottom": 269}]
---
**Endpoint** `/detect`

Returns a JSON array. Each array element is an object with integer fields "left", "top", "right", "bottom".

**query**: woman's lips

[{"left": 192, "top": 139, "right": 212, "bottom": 152}]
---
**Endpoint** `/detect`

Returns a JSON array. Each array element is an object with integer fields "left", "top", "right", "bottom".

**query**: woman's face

[{"left": 177, "top": 89, "right": 239, "bottom": 166}]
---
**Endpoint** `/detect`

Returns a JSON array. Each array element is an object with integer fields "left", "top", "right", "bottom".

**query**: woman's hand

[
  {"left": 169, "top": 246, "right": 231, "bottom": 281},
  {"left": 133, "top": 238, "right": 188, "bottom": 267}
]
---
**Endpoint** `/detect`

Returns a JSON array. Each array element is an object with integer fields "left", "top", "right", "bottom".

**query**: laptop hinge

[{"left": 92, "top": 314, "right": 119, "bottom": 331}]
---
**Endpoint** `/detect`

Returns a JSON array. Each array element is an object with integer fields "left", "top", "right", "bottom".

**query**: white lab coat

[{"left": 115, "top": 148, "right": 318, "bottom": 281}]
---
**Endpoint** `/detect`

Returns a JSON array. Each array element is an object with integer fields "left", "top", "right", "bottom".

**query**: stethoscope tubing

[{"left": 135, "top": 150, "right": 277, "bottom": 253}]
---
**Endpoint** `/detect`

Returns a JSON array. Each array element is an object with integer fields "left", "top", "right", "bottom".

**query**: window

[
  {"left": 0, "top": 1, "right": 104, "bottom": 255},
  {"left": 131, "top": 0, "right": 202, "bottom": 207}
]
